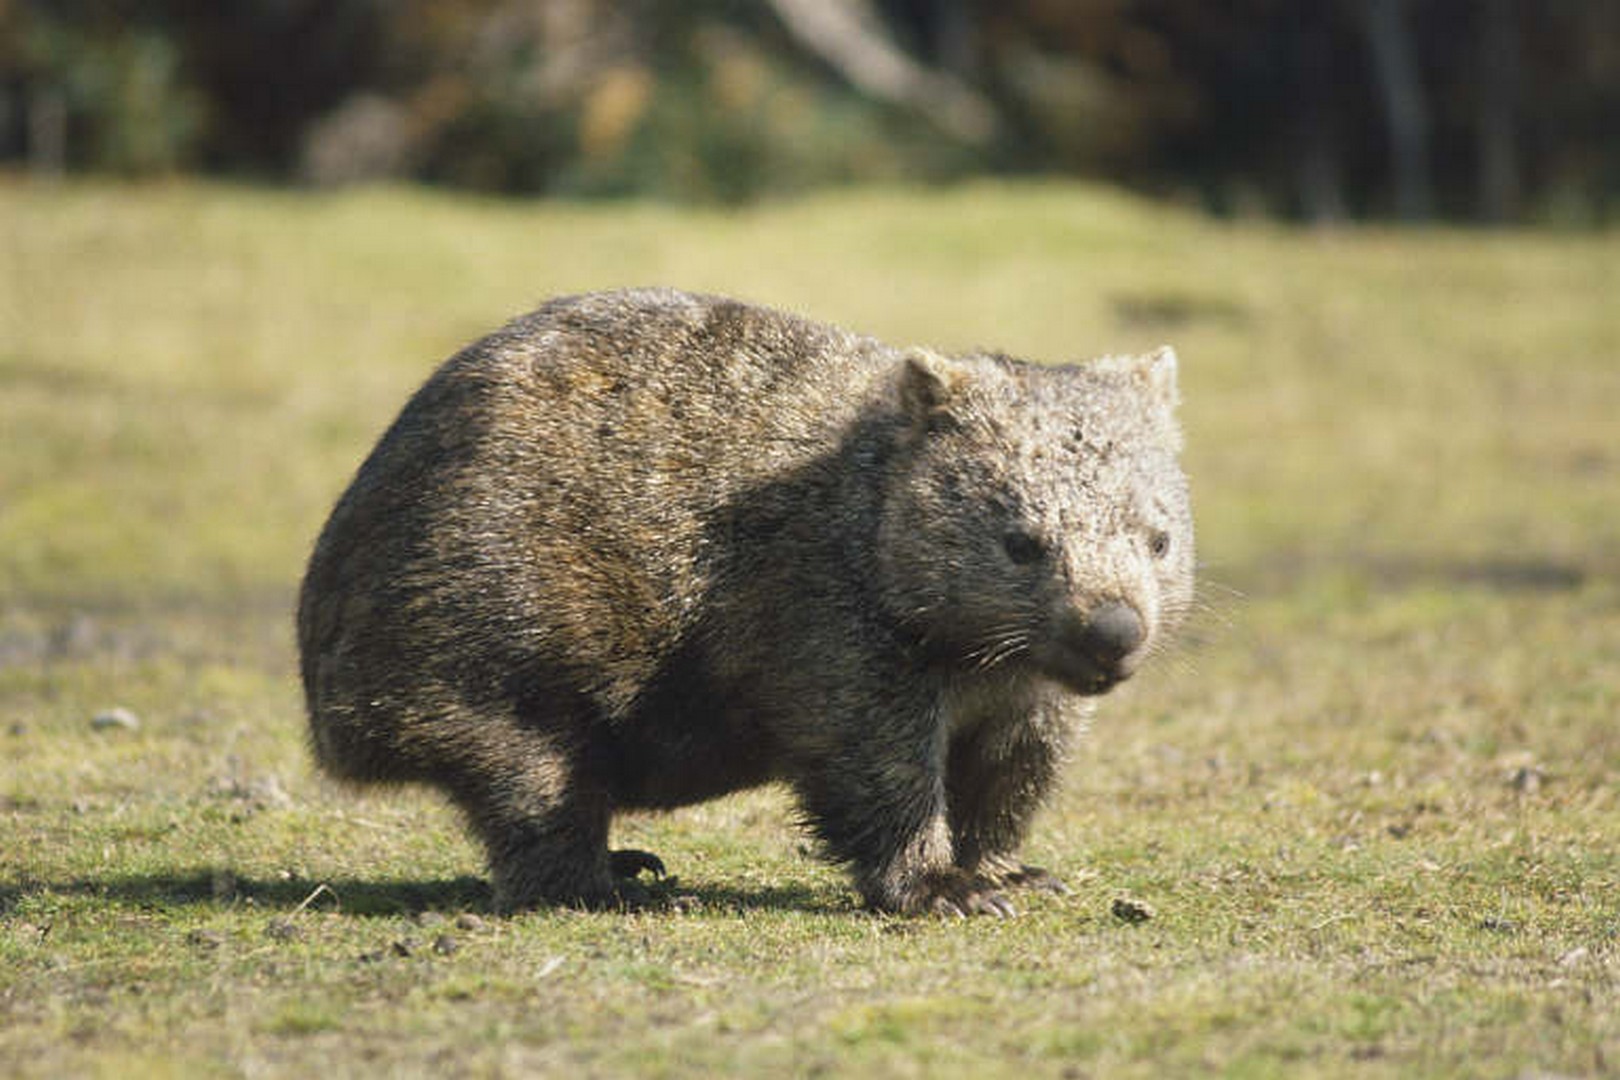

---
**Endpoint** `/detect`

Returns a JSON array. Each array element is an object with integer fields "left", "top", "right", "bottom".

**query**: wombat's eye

[
  {"left": 1148, "top": 529, "right": 1172, "bottom": 559},
  {"left": 1002, "top": 529, "right": 1046, "bottom": 566}
]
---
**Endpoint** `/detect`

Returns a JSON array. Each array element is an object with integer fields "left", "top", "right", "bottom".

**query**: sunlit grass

[{"left": 2, "top": 178, "right": 1617, "bottom": 1077}]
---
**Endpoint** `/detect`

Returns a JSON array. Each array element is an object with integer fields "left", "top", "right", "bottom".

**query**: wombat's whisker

[
  {"left": 962, "top": 623, "right": 1033, "bottom": 672},
  {"left": 978, "top": 639, "right": 1031, "bottom": 671}
]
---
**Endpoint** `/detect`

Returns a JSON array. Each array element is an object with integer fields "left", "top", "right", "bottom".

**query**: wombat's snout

[{"left": 1042, "top": 600, "right": 1146, "bottom": 695}]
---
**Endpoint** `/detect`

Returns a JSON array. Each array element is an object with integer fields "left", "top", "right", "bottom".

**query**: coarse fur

[{"left": 297, "top": 288, "right": 1194, "bottom": 916}]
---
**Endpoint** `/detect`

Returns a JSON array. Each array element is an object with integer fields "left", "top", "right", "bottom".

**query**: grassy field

[{"left": 2, "top": 178, "right": 1617, "bottom": 1078}]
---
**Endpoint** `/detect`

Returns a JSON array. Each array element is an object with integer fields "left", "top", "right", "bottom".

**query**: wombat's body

[{"left": 297, "top": 288, "right": 1193, "bottom": 915}]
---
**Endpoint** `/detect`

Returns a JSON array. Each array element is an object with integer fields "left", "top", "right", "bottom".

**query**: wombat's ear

[
  {"left": 1142, "top": 345, "right": 1180, "bottom": 412},
  {"left": 1091, "top": 346, "right": 1180, "bottom": 413},
  {"left": 898, "top": 349, "right": 967, "bottom": 432}
]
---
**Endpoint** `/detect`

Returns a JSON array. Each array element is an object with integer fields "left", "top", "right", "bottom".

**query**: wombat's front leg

[
  {"left": 794, "top": 714, "right": 1016, "bottom": 917},
  {"left": 946, "top": 704, "right": 1073, "bottom": 896}
]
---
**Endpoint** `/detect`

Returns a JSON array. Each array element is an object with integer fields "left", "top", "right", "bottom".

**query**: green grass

[{"left": 3, "top": 178, "right": 1617, "bottom": 1078}]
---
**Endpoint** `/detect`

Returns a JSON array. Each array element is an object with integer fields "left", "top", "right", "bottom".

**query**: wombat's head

[{"left": 875, "top": 347, "right": 1193, "bottom": 695}]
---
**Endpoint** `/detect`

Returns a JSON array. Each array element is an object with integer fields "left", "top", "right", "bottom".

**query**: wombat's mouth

[
  {"left": 1036, "top": 646, "right": 1136, "bottom": 697},
  {"left": 1035, "top": 601, "right": 1147, "bottom": 696}
]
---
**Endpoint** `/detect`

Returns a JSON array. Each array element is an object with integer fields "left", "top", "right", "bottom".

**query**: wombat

[{"left": 297, "top": 288, "right": 1193, "bottom": 916}]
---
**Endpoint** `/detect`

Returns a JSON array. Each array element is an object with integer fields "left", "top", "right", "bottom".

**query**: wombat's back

[{"left": 297, "top": 288, "right": 895, "bottom": 783}]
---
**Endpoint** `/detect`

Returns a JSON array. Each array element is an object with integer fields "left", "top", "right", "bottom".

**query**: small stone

[
  {"left": 391, "top": 937, "right": 416, "bottom": 957},
  {"left": 432, "top": 933, "right": 459, "bottom": 956},
  {"left": 8, "top": 721, "right": 27, "bottom": 737},
  {"left": 454, "top": 913, "right": 487, "bottom": 932},
  {"left": 246, "top": 774, "right": 293, "bottom": 809},
  {"left": 187, "top": 929, "right": 225, "bottom": 950},
  {"left": 209, "top": 772, "right": 293, "bottom": 812},
  {"left": 90, "top": 707, "right": 140, "bottom": 732},
  {"left": 1111, "top": 896, "right": 1155, "bottom": 924},
  {"left": 1508, "top": 766, "right": 1544, "bottom": 794},
  {"left": 414, "top": 911, "right": 447, "bottom": 929},
  {"left": 265, "top": 919, "right": 302, "bottom": 942}
]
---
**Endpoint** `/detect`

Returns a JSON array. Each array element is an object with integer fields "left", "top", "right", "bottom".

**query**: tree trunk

[
  {"left": 1476, "top": 0, "right": 1521, "bottom": 223},
  {"left": 1361, "top": 0, "right": 1434, "bottom": 220},
  {"left": 1294, "top": 16, "right": 1348, "bottom": 225},
  {"left": 764, "top": 0, "right": 998, "bottom": 144},
  {"left": 933, "top": 0, "right": 979, "bottom": 80},
  {"left": 28, "top": 85, "right": 68, "bottom": 179}
]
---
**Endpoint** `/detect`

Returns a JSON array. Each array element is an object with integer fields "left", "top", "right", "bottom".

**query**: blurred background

[{"left": 4, "top": 0, "right": 1618, "bottom": 223}]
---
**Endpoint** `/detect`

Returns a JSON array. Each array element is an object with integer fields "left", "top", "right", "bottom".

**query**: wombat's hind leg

[
  {"left": 610, "top": 848, "right": 666, "bottom": 880},
  {"left": 444, "top": 757, "right": 626, "bottom": 911},
  {"left": 481, "top": 808, "right": 624, "bottom": 913}
]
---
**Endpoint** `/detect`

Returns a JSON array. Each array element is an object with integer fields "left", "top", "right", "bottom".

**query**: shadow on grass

[
  {"left": 1230, "top": 551, "right": 1592, "bottom": 599},
  {"left": 0, "top": 871, "right": 492, "bottom": 917},
  {"left": 1, "top": 869, "right": 856, "bottom": 918}
]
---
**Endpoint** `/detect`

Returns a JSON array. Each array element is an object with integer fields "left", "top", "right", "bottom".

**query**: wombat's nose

[
  {"left": 1039, "top": 601, "right": 1148, "bottom": 695},
  {"left": 1076, "top": 601, "right": 1144, "bottom": 665}
]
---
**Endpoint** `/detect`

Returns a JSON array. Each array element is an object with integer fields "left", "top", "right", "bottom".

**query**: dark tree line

[{"left": 3, "top": 0, "right": 1616, "bottom": 222}]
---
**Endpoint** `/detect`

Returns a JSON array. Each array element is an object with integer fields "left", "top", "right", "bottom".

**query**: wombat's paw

[
  {"left": 997, "top": 863, "right": 1070, "bottom": 895},
  {"left": 600, "top": 876, "right": 655, "bottom": 911},
  {"left": 893, "top": 868, "right": 1016, "bottom": 918},
  {"left": 610, "top": 848, "right": 667, "bottom": 880},
  {"left": 490, "top": 864, "right": 612, "bottom": 914},
  {"left": 489, "top": 849, "right": 668, "bottom": 913}
]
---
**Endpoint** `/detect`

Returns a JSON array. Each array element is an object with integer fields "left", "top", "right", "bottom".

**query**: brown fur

[{"left": 297, "top": 288, "right": 1194, "bottom": 915}]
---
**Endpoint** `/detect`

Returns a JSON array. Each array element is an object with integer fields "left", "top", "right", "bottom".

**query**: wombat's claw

[
  {"left": 907, "top": 869, "right": 1017, "bottom": 918},
  {"left": 1001, "top": 864, "right": 1070, "bottom": 895},
  {"left": 931, "top": 891, "right": 1016, "bottom": 918},
  {"left": 610, "top": 848, "right": 666, "bottom": 880}
]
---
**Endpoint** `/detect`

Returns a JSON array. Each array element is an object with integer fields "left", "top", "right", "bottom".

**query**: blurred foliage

[
  {"left": 3, "top": 3, "right": 204, "bottom": 174},
  {"left": 1, "top": 0, "right": 1617, "bottom": 220}
]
